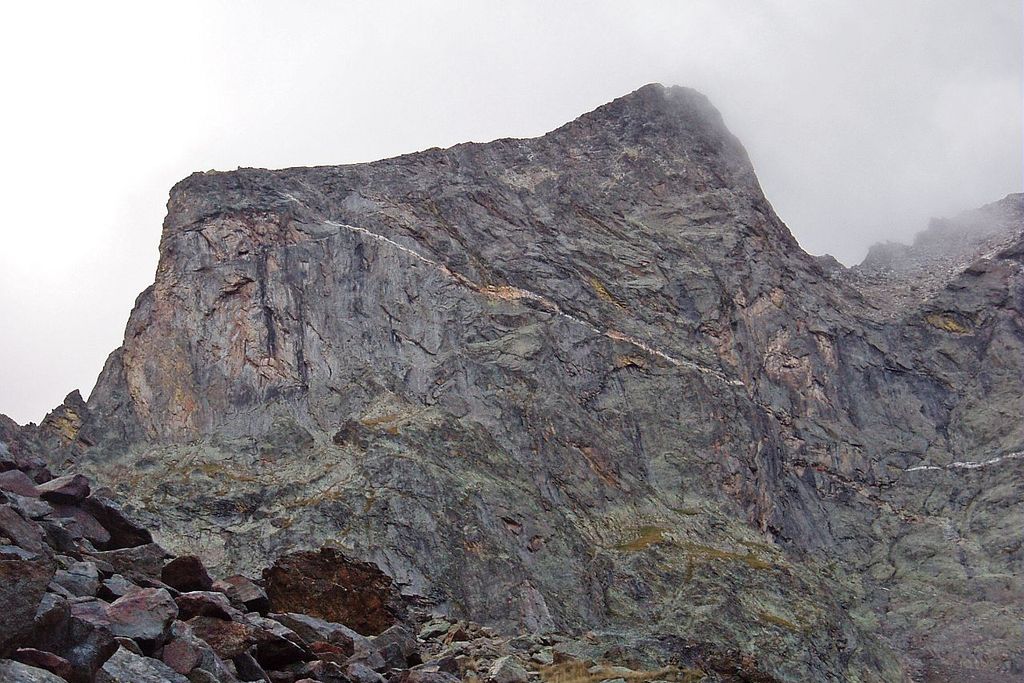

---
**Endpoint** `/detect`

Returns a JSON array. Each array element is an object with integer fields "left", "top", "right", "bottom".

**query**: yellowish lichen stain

[
  {"left": 925, "top": 313, "right": 970, "bottom": 334},
  {"left": 48, "top": 410, "right": 82, "bottom": 443},
  {"left": 614, "top": 355, "right": 647, "bottom": 369},
  {"left": 615, "top": 526, "right": 668, "bottom": 552},
  {"left": 758, "top": 610, "right": 803, "bottom": 632},
  {"left": 588, "top": 275, "right": 624, "bottom": 308}
]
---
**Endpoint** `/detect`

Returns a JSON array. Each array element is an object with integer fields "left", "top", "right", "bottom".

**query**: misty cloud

[{"left": 0, "top": 0, "right": 1020, "bottom": 423}]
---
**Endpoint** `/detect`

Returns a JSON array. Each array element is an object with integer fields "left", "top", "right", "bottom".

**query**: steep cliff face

[{"left": 16, "top": 85, "right": 1022, "bottom": 681}]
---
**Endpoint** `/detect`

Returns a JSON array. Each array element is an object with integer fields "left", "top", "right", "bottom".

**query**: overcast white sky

[{"left": 1, "top": 1, "right": 1021, "bottom": 424}]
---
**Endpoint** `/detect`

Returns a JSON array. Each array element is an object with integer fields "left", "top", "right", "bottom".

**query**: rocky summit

[{"left": 2, "top": 84, "right": 1022, "bottom": 682}]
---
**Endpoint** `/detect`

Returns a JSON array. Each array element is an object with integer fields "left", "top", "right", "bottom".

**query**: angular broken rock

[
  {"left": 244, "top": 614, "right": 312, "bottom": 669},
  {"left": 213, "top": 574, "right": 269, "bottom": 614},
  {"left": 175, "top": 590, "right": 242, "bottom": 621},
  {"left": 68, "top": 596, "right": 112, "bottom": 627},
  {"left": 295, "top": 659, "right": 350, "bottom": 683},
  {"left": 98, "top": 645, "right": 189, "bottom": 683},
  {"left": 98, "top": 574, "right": 135, "bottom": 602},
  {"left": 80, "top": 496, "right": 152, "bottom": 550},
  {"left": 55, "top": 561, "right": 101, "bottom": 598},
  {"left": 160, "top": 620, "right": 231, "bottom": 680},
  {"left": 230, "top": 650, "right": 268, "bottom": 682},
  {"left": 88, "top": 542, "right": 170, "bottom": 580},
  {"left": 0, "top": 659, "right": 68, "bottom": 682},
  {"left": 389, "top": 670, "right": 461, "bottom": 683},
  {"left": 0, "top": 470, "right": 40, "bottom": 497},
  {"left": 28, "top": 596, "right": 118, "bottom": 683},
  {"left": 11, "top": 649, "right": 75, "bottom": 682},
  {"left": 104, "top": 587, "right": 178, "bottom": 644},
  {"left": 3, "top": 493, "right": 52, "bottom": 522},
  {"left": 263, "top": 548, "right": 404, "bottom": 635},
  {"left": 372, "top": 624, "right": 419, "bottom": 668},
  {"left": 269, "top": 612, "right": 364, "bottom": 658},
  {"left": 307, "top": 639, "right": 350, "bottom": 664},
  {"left": 161, "top": 555, "right": 214, "bottom": 592},
  {"left": 0, "top": 504, "right": 47, "bottom": 554},
  {"left": 159, "top": 637, "right": 202, "bottom": 676},
  {"left": 36, "top": 474, "right": 90, "bottom": 504},
  {"left": 186, "top": 616, "right": 257, "bottom": 659},
  {"left": 417, "top": 619, "right": 451, "bottom": 642},
  {"left": 0, "top": 546, "right": 55, "bottom": 657},
  {"left": 487, "top": 655, "right": 529, "bottom": 683},
  {"left": 48, "top": 504, "right": 111, "bottom": 547},
  {"left": 344, "top": 660, "right": 387, "bottom": 683}
]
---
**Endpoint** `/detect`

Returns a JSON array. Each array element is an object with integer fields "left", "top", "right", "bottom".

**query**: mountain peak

[
  {"left": 551, "top": 83, "right": 736, "bottom": 148},
  {"left": 16, "top": 88, "right": 1022, "bottom": 682}
]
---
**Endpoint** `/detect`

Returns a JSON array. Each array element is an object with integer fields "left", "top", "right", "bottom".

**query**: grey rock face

[
  {"left": 0, "top": 659, "right": 68, "bottom": 683},
  {"left": 12, "top": 84, "right": 1024, "bottom": 681},
  {"left": 98, "top": 645, "right": 190, "bottom": 683}
]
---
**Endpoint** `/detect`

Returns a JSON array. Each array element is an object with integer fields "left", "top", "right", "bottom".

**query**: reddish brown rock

[
  {"left": 12, "top": 648, "right": 75, "bottom": 681},
  {"left": 309, "top": 640, "right": 350, "bottom": 664},
  {"left": 68, "top": 597, "right": 111, "bottom": 628},
  {"left": 263, "top": 548, "right": 405, "bottom": 635},
  {"left": 0, "top": 469, "right": 40, "bottom": 497},
  {"left": 187, "top": 616, "right": 257, "bottom": 659},
  {"left": 161, "top": 555, "right": 213, "bottom": 592},
  {"left": 0, "top": 504, "right": 46, "bottom": 554},
  {"left": 161, "top": 636, "right": 203, "bottom": 675},
  {"left": 36, "top": 474, "right": 90, "bottom": 504},
  {"left": 161, "top": 620, "right": 231, "bottom": 680},
  {"left": 0, "top": 546, "right": 55, "bottom": 657}
]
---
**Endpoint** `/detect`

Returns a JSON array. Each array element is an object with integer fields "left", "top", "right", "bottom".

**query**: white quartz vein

[{"left": 320, "top": 218, "right": 744, "bottom": 387}]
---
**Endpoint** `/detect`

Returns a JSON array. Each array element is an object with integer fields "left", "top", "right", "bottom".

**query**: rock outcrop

[
  {"left": 4, "top": 84, "right": 1022, "bottom": 681},
  {"left": 0, "top": 458, "right": 580, "bottom": 683}
]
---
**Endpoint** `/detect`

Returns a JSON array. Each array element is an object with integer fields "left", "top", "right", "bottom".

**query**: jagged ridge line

[{"left": 319, "top": 217, "right": 745, "bottom": 387}]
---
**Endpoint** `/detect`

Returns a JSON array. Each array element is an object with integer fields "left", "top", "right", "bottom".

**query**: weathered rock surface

[
  {"left": 0, "top": 544, "right": 55, "bottom": 657},
  {"left": 3, "top": 84, "right": 1023, "bottom": 681},
  {"left": 0, "top": 458, "right": 552, "bottom": 683},
  {"left": 0, "top": 659, "right": 69, "bottom": 683},
  {"left": 162, "top": 554, "right": 214, "bottom": 592},
  {"left": 104, "top": 587, "right": 178, "bottom": 644},
  {"left": 97, "top": 646, "right": 190, "bottom": 683},
  {"left": 263, "top": 548, "right": 405, "bottom": 636}
]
